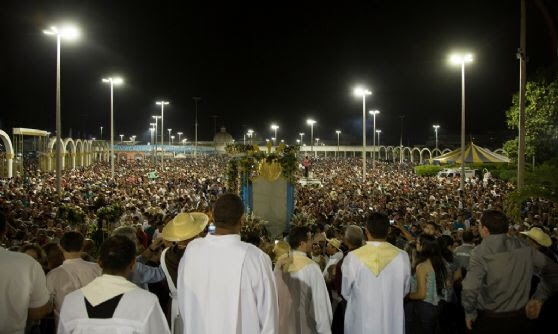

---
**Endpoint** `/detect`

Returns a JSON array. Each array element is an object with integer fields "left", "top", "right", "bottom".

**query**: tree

[{"left": 504, "top": 74, "right": 558, "bottom": 163}]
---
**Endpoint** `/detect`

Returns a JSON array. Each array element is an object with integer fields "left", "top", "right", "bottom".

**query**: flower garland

[{"left": 56, "top": 204, "right": 86, "bottom": 226}]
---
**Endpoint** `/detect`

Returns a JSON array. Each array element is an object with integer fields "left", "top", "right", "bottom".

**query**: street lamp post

[
  {"left": 43, "top": 24, "right": 80, "bottom": 196},
  {"left": 299, "top": 133, "right": 304, "bottom": 145},
  {"left": 193, "top": 97, "right": 201, "bottom": 158},
  {"left": 433, "top": 124, "right": 440, "bottom": 151},
  {"left": 376, "top": 129, "right": 382, "bottom": 160},
  {"left": 171, "top": 135, "right": 175, "bottom": 145},
  {"left": 335, "top": 130, "right": 341, "bottom": 157},
  {"left": 354, "top": 87, "right": 372, "bottom": 181},
  {"left": 156, "top": 101, "right": 169, "bottom": 168},
  {"left": 177, "top": 132, "right": 183, "bottom": 145},
  {"left": 167, "top": 129, "right": 172, "bottom": 146},
  {"left": 152, "top": 115, "right": 161, "bottom": 162},
  {"left": 119, "top": 134, "right": 124, "bottom": 144},
  {"left": 450, "top": 53, "right": 473, "bottom": 192},
  {"left": 247, "top": 129, "right": 254, "bottom": 144},
  {"left": 271, "top": 124, "right": 279, "bottom": 145},
  {"left": 306, "top": 119, "right": 316, "bottom": 157},
  {"left": 102, "top": 76, "right": 123, "bottom": 180},
  {"left": 100, "top": 126, "right": 103, "bottom": 140},
  {"left": 369, "top": 110, "right": 380, "bottom": 168}
]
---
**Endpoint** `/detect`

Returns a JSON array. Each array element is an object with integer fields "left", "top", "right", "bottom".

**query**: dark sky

[{"left": 1, "top": 0, "right": 556, "bottom": 148}]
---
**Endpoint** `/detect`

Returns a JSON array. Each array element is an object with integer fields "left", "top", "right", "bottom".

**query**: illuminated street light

[
  {"left": 102, "top": 76, "right": 123, "bottom": 180},
  {"left": 299, "top": 132, "right": 304, "bottom": 145},
  {"left": 271, "top": 124, "right": 279, "bottom": 145},
  {"left": 433, "top": 124, "right": 440, "bottom": 150},
  {"left": 306, "top": 119, "right": 316, "bottom": 157},
  {"left": 177, "top": 132, "right": 183, "bottom": 144},
  {"left": 119, "top": 134, "right": 124, "bottom": 143},
  {"left": 369, "top": 110, "right": 380, "bottom": 168},
  {"left": 354, "top": 86, "right": 372, "bottom": 181},
  {"left": 335, "top": 130, "right": 341, "bottom": 157},
  {"left": 156, "top": 101, "right": 169, "bottom": 168},
  {"left": 167, "top": 129, "right": 172, "bottom": 146},
  {"left": 43, "top": 23, "right": 80, "bottom": 196},
  {"left": 376, "top": 129, "right": 382, "bottom": 160},
  {"left": 449, "top": 52, "right": 473, "bottom": 192}
]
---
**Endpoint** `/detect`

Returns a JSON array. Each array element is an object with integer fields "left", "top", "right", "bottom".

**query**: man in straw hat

[
  {"left": 177, "top": 193, "right": 278, "bottom": 333},
  {"left": 160, "top": 212, "right": 209, "bottom": 334}
]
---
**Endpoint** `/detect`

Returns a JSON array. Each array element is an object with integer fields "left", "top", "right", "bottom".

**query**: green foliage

[
  {"left": 225, "top": 146, "right": 300, "bottom": 193},
  {"left": 414, "top": 165, "right": 443, "bottom": 176},
  {"left": 504, "top": 160, "right": 558, "bottom": 222},
  {"left": 56, "top": 204, "right": 85, "bottom": 226},
  {"left": 504, "top": 74, "right": 558, "bottom": 163},
  {"left": 96, "top": 203, "right": 124, "bottom": 225}
]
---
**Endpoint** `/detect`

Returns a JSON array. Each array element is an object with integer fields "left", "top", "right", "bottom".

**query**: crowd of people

[{"left": 1, "top": 154, "right": 558, "bottom": 333}]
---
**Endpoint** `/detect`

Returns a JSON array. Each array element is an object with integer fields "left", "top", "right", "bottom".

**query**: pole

[
  {"left": 460, "top": 61, "right": 466, "bottom": 192},
  {"left": 337, "top": 132, "right": 340, "bottom": 157},
  {"left": 517, "top": 0, "right": 527, "bottom": 189},
  {"left": 161, "top": 104, "right": 164, "bottom": 169},
  {"left": 193, "top": 97, "right": 201, "bottom": 158},
  {"left": 372, "top": 112, "right": 376, "bottom": 169},
  {"left": 310, "top": 125, "right": 314, "bottom": 156},
  {"left": 399, "top": 115, "right": 404, "bottom": 163},
  {"left": 110, "top": 81, "right": 115, "bottom": 180},
  {"left": 362, "top": 95, "right": 366, "bottom": 181},
  {"left": 55, "top": 34, "right": 62, "bottom": 197}
]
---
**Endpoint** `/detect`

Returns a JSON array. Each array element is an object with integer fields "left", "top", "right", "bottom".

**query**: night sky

[{"left": 1, "top": 1, "right": 556, "bottom": 148}]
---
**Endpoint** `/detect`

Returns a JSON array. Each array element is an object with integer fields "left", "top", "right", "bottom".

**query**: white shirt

[
  {"left": 46, "top": 257, "right": 102, "bottom": 317},
  {"left": 178, "top": 234, "right": 278, "bottom": 334},
  {"left": 342, "top": 241, "right": 411, "bottom": 334},
  {"left": 0, "top": 247, "right": 51, "bottom": 334},
  {"left": 58, "top": 274, "right": 170, "bottom": 334},
  {"left": 275, "top": 250, "right": 333, "bottom": 334}
]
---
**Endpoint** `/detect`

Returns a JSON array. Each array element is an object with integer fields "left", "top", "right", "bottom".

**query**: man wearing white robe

[
  {"left": 47, "top": 231, "right": 102, "bottom": 320},
  {"left": 178, "top": 193, "right": 278, "bottom": 334},
  {"left": 275, "top": 226, "right": 333, "bottom": 334},
  {"left": 342, "top": 212, "right": 411, "bottom": 334},
  {"left": 58, "top": 235, "right": 170, "bottom": 334}
]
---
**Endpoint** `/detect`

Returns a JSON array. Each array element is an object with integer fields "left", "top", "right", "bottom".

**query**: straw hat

[
  {"left": 520, "top": 227, "right": 552, "bottom": 247},
  {"left": 162, "top": 212, "right": 209, "bottom": 242},
  {"left": 327, "top": 238, "right": 342, "bottom": 251}
]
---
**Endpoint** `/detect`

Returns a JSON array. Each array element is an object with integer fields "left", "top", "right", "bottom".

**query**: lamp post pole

[
  {"left": 100, "top": 126, "right": 103, "bottom": 140},
  {"left": 193, "top": 97, "right": 201, "bottom": 158},
  {"left": 433, "top": 125, "right": 440, "bottom": 151},
  {"left": 102, "top": 77, "right": 123, "bottom": 180},
  {"left": 44, "top": 25, "right": 80, "bottom": 196},
  {"left": 307, "top": 119, "right": 316, "bottom": 157},
  {"left": 152, "top": 115, "right": 160, "bottom": 162},
  {"left": 156, "top": 101, "right": 169, "bottom": 169},
  {"left": 168, "top": 129, "right": 172, "bottom": 146},
  {"left": 450, "top": 53, "right": 473, "bottom": 192},
  {"left": 299, "top": 133, "right": 304, "bottom": 146},
  {"left": 119, "top": 134, "right": 123, "bottom": 144},
  {"left": 354, "top": 87, "right": 371, "bottom": 181},
  {"left": 271, "top": 124, "right": 279, "bottom": 145},
  {"left": 369, "top": 110, "right": 380, "bottom": 169},
  {"left": 335, "top": 130, "right": 341, "bottom": 157},
  {"left": 376, "top": 129, "right": 382, "bottom": 160}
]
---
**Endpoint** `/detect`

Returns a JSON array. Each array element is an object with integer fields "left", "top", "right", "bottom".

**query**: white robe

[
  {"left": 275, "top": 250, "right": 333, "bottom": 334},
  {"left": 58, "top": 275, "right": 170, "bottom": 334},
  {"left": 341, "top": 241, "right": 411, "bottom": 334},
  {"left": 177, "top": 234, "right": 278, "bottom": 334}
]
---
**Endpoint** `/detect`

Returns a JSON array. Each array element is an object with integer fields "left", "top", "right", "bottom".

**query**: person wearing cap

[
  {"left": 342, "top": 212, "right": 411, "bottom": 334},
  {"left": 274, "top": 225, "right": 333, "bottom": 334},
  {"left": 323, "top": 238, "right": 343, "bottom": 281},
  {"left": 461, "top": 210, "right": 555, "bottom": 334},
  {"left": 520, "top": 227, "right": 558, "bottom": 333},
  {"left": 159, "top": 212, "right": 209, "bottom": 334},
  {"left": 177, "top": 193, "right": 278, "bottom": 333}
]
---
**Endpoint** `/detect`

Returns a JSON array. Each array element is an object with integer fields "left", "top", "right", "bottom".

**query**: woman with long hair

[{"left": 405, "top": 234, "right": 448, "bottom": 334}]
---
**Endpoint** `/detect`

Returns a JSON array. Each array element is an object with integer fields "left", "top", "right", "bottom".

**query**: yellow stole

[
  {"left": 276, "top": 251, "right": 315, "bottom": 273},
  {"left": 352, "top": 242, "right": 400, "bottom": 276}
]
